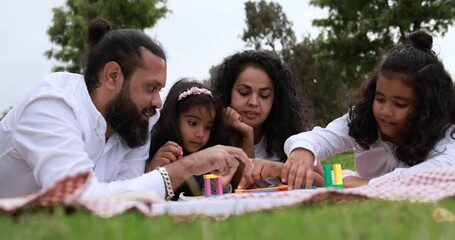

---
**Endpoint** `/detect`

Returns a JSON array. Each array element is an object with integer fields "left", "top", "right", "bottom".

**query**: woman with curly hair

[
  {"left": 283, "top": 30, "right": 455, "bottom": 189},
  {"left": 211, "top": 50, "right": 323, "bottom": 189}
]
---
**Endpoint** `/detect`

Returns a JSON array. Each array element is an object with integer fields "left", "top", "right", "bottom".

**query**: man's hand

[
  {"left": 164, "top": 145, "right": 253, "bottom": 190},
  {"left": 281, "top": 148, "right": 315, "bottom": 190},
  {"left": 343, "top": 176, "right": 368, "bottom": 188},
  {"left": 145, "top": 141, "right": 182, "bottom": 172},
  {"left": 238, "top": 158, "right": 283, "bottom": 189}
]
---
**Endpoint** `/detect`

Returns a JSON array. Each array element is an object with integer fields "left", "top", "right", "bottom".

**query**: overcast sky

[{"left": 1, "top": 0, "right": 454, "bottom": 112}]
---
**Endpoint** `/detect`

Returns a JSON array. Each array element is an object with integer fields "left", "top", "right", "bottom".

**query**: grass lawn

[{"left": 1, "top": 151, "right": 455, "bottom": 239}]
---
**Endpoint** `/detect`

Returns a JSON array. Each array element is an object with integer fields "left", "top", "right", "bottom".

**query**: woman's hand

[
  {"left": 145, "top": 141, "right": 182, "bottom": 172},
  {"left": 223, "top": 107, "right": 253, "bottom": 137},
  {"left": 223, "top": 107, "right": 255, "bottom": 157},
  {"left": 238, "top": 158, "right": 283, "bottom": 189}
]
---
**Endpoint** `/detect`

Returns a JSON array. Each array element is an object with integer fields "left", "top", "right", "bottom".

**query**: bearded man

[{"left": 0, "top": 18, "right": 252, "bottom": 200}]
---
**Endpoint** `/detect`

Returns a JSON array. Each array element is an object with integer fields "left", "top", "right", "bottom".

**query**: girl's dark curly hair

[
  {"left": 210, "top": 50, "right": 313, "bottom": 161},
  {"left": 148, "top": 78, "right": 228, "bottom": 163},
  {"left": 348, "top": 30, "right": 455, "bottom": 166}
]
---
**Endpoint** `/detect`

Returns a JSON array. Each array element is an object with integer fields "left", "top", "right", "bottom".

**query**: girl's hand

[
  {"left": 343, "top": 176, "right": 369, "bottom": 188},
  {"left": 145, "top": 141, "right": 182, "bottom": 172},
  {"left": 223, "top": 107, "right": 253, "bottom": 137},
  {"left": 238, "top": 158, "right": 283, "bottom": 189},
  {"left": 281, "top": 148, "right": 315, "bottom": 190}
]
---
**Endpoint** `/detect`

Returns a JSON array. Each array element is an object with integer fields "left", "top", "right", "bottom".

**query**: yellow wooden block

[
  {"left": 203, "top": 174, "right": 219, "bottom": 179},
  {"left": 333, "top": 164, "right": 343, "bottom": 185}
]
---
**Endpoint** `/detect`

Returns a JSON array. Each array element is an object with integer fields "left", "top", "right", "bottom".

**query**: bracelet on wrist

[{"left": 157, "top": 167, "right": 175, "bottom": 200}]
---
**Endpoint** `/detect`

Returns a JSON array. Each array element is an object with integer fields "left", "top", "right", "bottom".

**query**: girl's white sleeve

[
  {"left": 284, "top": 113, "right": 356, "bottom": 161},
  {"left": 369, "top": 126, "right": 455, "bottom": 184}
]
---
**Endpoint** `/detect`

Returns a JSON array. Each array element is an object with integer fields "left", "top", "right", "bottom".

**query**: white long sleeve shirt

[
  {"left": 284, "top": 113, "right": 455, "bottom": 184},
  {"left": 0, "top": 72, "right": 165, "bottom": 198}
]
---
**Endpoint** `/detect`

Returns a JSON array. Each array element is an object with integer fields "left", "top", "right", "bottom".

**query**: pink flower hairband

[{"left": 177, "top": 87, "right": 213, "bottom": 101}]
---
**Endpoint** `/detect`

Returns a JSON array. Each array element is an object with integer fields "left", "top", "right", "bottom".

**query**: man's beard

[{"left": 105, "top": 85, "right": 154, "bottom": 148}]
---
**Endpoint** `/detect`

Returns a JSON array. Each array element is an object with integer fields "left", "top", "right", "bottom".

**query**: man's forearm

[{"left": 163, "top": 157, "right": 195, "bottom": 190}]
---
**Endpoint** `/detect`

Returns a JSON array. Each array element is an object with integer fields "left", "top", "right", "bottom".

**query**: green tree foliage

[
  {"left": 45, "top": 0, "right": 170, "bottom": 73},
  {"left": 310, "top": 0, "right": 455, "bottom": 88},
  {"left": 243, "top": 0, "right": 296, "bottom": 52},
  {"left": 241, "top": 0, "right": 347, "bottom": 125},
  {"left": 284, "top": 39, "right": 348, "bottom": 126}
]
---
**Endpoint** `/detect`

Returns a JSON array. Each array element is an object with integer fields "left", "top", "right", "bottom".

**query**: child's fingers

[
  {"left": 292, "top": 164, "right": 307, "bottom": 190},
  {"left": 162, "top": 141, "right": 180, "bottom": 148},
  {"left": 158, "top": 152, "right": 178, "bottom": 162},
  {"left": 304, "top": 168, "right": 314, "bottom": 189},
  {"left": 159, "top": 142, "right": 182, "bottom": 159},
  {"left": 281, "top": 161, "right": 291, "bottom": 183},
  {"left": 155, "top": 143, "right": 183, "bottom": 165},
  {"left": 286, "top": 164, "right": 298, "bottom": 190},
  {"left": 292, "top": 164, "right": 304, "bottom": 190}
]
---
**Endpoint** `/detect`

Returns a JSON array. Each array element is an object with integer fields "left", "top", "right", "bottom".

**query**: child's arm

[
  {"left": 343, "top": 176, "right": 369, "bottom": 188},
  {"left": 282, "top": 114, "right": 356, "bottom": 189},
  {"left": 281, "top": 148, "right": 316, "bottom": 190},
  {"left": 223, "top": 107, "right": 255, "bottom": 158},
  {"left": 369, "top": 126, "right": 455, "bottom": 184},
  {"left": 145, "top": 141, "right": 182, "bottom": 172}
]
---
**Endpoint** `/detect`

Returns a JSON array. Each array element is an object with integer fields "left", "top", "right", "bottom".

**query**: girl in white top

[{"left": 283, "top": 31, "right": 455, "bottom": 189}]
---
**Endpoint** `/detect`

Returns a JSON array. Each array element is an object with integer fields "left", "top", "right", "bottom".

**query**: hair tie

[{"left": 177, "top": 87, "right": 212, "bottom": 101}]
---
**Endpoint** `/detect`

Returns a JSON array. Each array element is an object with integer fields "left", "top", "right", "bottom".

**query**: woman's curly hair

[
  {"left": 348, "top": 31, "right": 455, "bottom": 166},
  {"left": 210, "top": 50, "right": 313, "bottom": 161}
]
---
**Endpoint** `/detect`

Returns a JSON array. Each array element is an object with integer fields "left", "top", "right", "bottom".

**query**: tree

[
  {"left": 241, "top": 0, "right": 347, "bottom": 125},
  {"left": 45, "top": 0, "right": 170, "bottom": 73},
  {"left": 310, "top": 0, "right": 455, "bottom": 88},
  {"left": 242, "top": 0, "right": 296, "bottom": 52},
  {"left": 284, "top": 38, "right": 348, "bottom": 126}
]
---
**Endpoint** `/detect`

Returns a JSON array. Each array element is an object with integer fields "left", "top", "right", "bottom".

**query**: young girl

[
  {"left": 146, "top": 78, "right": 232, "bottom": 200},
  {"left": 211, "top": 50, "right": 324, "bottom": 189},
  {"left": 283, "top": 31, "right": 455, "bottom": 189}
]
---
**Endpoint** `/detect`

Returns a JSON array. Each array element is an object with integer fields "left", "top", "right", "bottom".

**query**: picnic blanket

[{"left": 2, "top": 167, "right": 455, "bottom": 218}]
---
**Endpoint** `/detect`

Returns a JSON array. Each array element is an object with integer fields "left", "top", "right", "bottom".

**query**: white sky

[{"left": 1, "top": 0, "right": 454, "bottom": 112}]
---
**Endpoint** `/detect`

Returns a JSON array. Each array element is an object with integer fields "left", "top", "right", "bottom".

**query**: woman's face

[
  {"left": 373, "top": 73, "right": 416, "bottom": 144},
  {"left": 230, "top": 66, "right": 275, "bottom": 130}
]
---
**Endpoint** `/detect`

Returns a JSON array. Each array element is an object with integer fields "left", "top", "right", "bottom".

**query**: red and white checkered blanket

[{"left": 2, "top": 167, "right": 455, "bottom": 218}]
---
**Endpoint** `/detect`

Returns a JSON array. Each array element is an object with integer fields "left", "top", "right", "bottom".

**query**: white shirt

[
  {"left": 0, "top": 72, "right": 165, "bottom": 198},
  {"left": 284, "top": 113, "right": 455, "bottom": 184}
]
